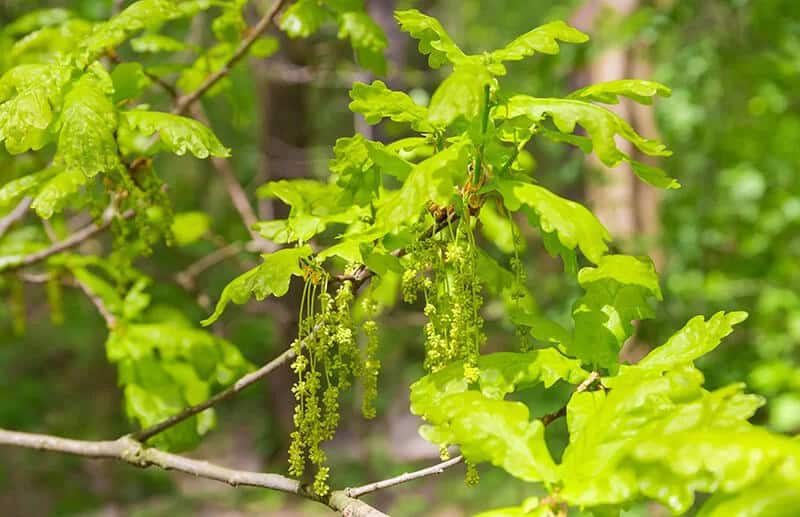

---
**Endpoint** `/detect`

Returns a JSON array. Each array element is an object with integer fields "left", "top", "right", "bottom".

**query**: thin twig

[
  {"left": 1, "top": 210, "right": 135, "bottom": 272},
  {"left": 172, "top": 0, "right": 289, "bottom": 116},
  {"left": 0, "top": 428, "right": 386, "bottom": 516},
  {"left": 175, "top": 241, "right": 244, "bottom": 291},
  {"left": 0, "top": 197, "right": 31, "bottom": 238},
  {"left": 187, "top": 104, "right": 275, "bottom": 252},
  {"left": 346, "top": 455, "right": 464, "bottom": 498},
  {"left": 132, "top": 347, "right": 297, "bottom": 442},
  {"left": 539, "top": 371, "right": 600, "bottom": 426},
  {"left": 76, "top": 277, "right": 117, "bottom": 328}
]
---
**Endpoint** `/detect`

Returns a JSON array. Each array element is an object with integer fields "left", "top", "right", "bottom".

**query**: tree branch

[
  {"left": 0, "top": 197, "right": 31, "bottom": 238},
  {"left": 132, "top": 347, "right": 297, "bottom": 443},
  {"left": 0, "top": 428, "right": 385, "bottom": 516},
  {"left": 175, "top": 241, "right": 244, "bottom": 291},
  {"left": 346, "top": 455, "right": 464, "bottom": 499},
  {"left": 539, "top": 371, "right": 600, "bottom": 426},
  {"left": 186, "top": 103, "right": 276, "bottom": 252},
  {"left": 1, "top": 210, "right": 135, "bottom": 272},
  {"left": 172, "top": 0, "right": 289, "bottom": 116},
  {"left": 75, "top": 277, "right": 118, "bottom": 328}
]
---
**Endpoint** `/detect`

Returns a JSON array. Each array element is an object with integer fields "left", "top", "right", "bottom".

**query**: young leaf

[
  {"left": 337, "top": 11, "right": 388, "bottom": 75},
  {"left": 279, "top": 0, "right": 330, "bottom": 38},
  {"left": 394, "top": 9, "right": 466, "bottom": 68},
  {"left": 0, "top": 167, "right": 58, "bottom": 210},
  {"left": 130, "top": 33, "right": 187, "bottom": 53},
  {"left": 202, "top": 245, "right": 313, "bottom": 325},
  {"left": 56, "top": 66, "right": 120, "bottom": 179},
  {"left": 497, "top": 95, "right": 678, "bottom": 189},
  {"left": 348, "top": 81, "right": 432, "bottom": 132},
  {"left": 570, "top": 255, "right": 662, "bottom": 370},
  {"left": 419, "top": 391, "right": 558, "bottom": 483},
  {"left": 120, "top": 110, "right": 230, "bottom": 158},
  {"left": 30, "top": 167, "right": 87, "bottom": 219},
  {"left": 636, "top": 311, "right": 748, "bottom": 371},
  {"left": 428, "top": 62, "right": 493, "bottom": 127},
  {"left": 76, "top": 0, "right": 210, "bottom": 66},
  {"left": 410, "top": 350, "right": 589, "bottom": 410},
  {"left": 372, "top": 141, "right": 469, "bottom": 234},
  {"left": 568, "top": 79, "right": 671, "bottom": 105},
  {"left": 0, "top": 63, "right": 71, "bottom": 154},
  {"left": 490, "top": 20, "right": 588, "bottom": 63},
  {"left": 492, "top": 178, "right": 611, "bottom": 265}
]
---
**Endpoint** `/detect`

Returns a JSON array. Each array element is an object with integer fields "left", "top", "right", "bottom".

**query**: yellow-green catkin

[
  {"left": 361, "top": 297, "right": 381, "bottom": 419},
  {"left": 465, "top": 460, "right": 480, "bottom": 486},
  {"left": 288, "top": 277, "right": 361, "bottom": 497}
]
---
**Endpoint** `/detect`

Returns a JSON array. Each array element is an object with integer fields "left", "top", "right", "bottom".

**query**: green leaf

[
  {"left": 509, "top": 310, "right": 572, "bottom": 348},
  {"left": 337, "top": 12, "right": 387, "bottom": 75},
  {"left": 490, "top": 20, "right": 588, "bottom": 63},
  {"left": 249, "top": 37, "right": 279, "bottom": 58},
  {"left": 568, "top": 79, "right": 671, "bottom": 105},
  {"left": 373, "top": 142, "right": 469, "bottom": 234},
  {"left": 202, "top": 245, "right": 313, "bottom": 325},
  {"left": 30, "top": 167, "right": 88, "bottom": 219},
  {"left": 120, "top": 110, "right": 230, "bottom": 158},
  {"left": 560, "top": 372, "right": 764, "bottom": 511},
  {"left": 130, "top": 33, "right": 187, "bottom": 53},
  {"left": 411, "top": 350, "right": 589, "bottom": 410},
  {"left": 279, "top": 0, "right": 330, "bottom": 38},
  {"left": 0, "top": 167, "right": 58, "bottom": 210},
  {"left": 428, "top": 63, "right": 493, "bottom": 127},
  {"left": 56, "top": 66, "right": 120, "bottom": 179},
  {"left": 636, "top": 311, "right": 748, "bottom": 371},
  {"left": 699, "top": 476, "right": 800, "bottom": 517},
  {"left": 570, "top": 255, "right": 662, "bottom": 370},
  {"left": 348, "top": 81, "right": 432, "bottom": 132},
  {"left": 0, "top": 63, "right": 71, "bottom": 154},
  {"left": 492, "top": 178, "right": 610, "bottom": 265},
  {"left": 108, "top": 319, "right": 251, "bottom": 451},
  {"left": 76, "top": 0, "right": 210, "bottom": 67},
  {"left": 394, "top": 9, "right": 466, "bottom": 69},
  {"left": 3, "top": 8, "right": 72, "bottom": 37},
  {"left": 410, "top": 350, "right": 588, "bottom": 483},
  {"left": 256, "top": 179, "right": 364, "bottom": 243},
  {"left": 497, "top": 95, "right": 676, "bottom": 189},
  {"left": 171, "top": 211, "right": 211, "bottom": 246},
  {"left": 111, "top": 62, "right": 150, "bottom": 103},
  {"left": 419, "top": 391, "right": 558, "bottom": 483},
  {"left": 559, "top": 312, "right": 762, "bottom": 512}
]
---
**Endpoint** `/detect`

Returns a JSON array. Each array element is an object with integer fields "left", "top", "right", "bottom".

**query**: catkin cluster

[{"left": 288, "top": 276, "right": 382, "bottom": 496}]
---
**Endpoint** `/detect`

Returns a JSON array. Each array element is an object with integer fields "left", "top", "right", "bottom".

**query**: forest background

[{"left": 1, "top": 0, "right": 799, "bottom": 515}]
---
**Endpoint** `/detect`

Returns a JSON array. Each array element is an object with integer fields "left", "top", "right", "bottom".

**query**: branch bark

[
  {"left": 0, "top": 428, "right": 385, "bottom": 516},
  {"left": 1, "top": 210, "right": 134, "bottom": 272},
  {"left": 346, "top": 455, "right": 464, "bottom": 499},
  {"left": 171, "top": 0, "right": 290, "bottom": 116},
  {"left": 0, "top": 197, "right": 31, "bottom": 238},
  {"left": 132, "top": 347, "right": 297, "bottom": 443}
]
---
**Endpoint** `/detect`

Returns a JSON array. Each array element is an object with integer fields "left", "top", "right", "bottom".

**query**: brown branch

[
  {"left": 171, "top": 0, "right": 289, "bottom": 116},
  {"left": 0, "top": 197, "right": 31, "bottom": 238},
  {"left": 346, "top": 455, "right": 464, "bottom": 499},
  {"left": 132, "top": 346, "right": 297, "bottom": 443},
  {"left": 539, "top": 371, "right": 600, "bottom": 426},
  {"left": 1, "top": 210, "right": 135, "bottom": 272},
  {"left": 75, "top": 277, "right": 118, "bottom": 329},
  {"left": 0, "top": 428, "right": 385, "bottom": 516},
  {"left": 186, "top": 103, "right": 276, "bottom": 252},
  {"left": 175, "top": 241, "right": 244, "bottom": 291}
]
